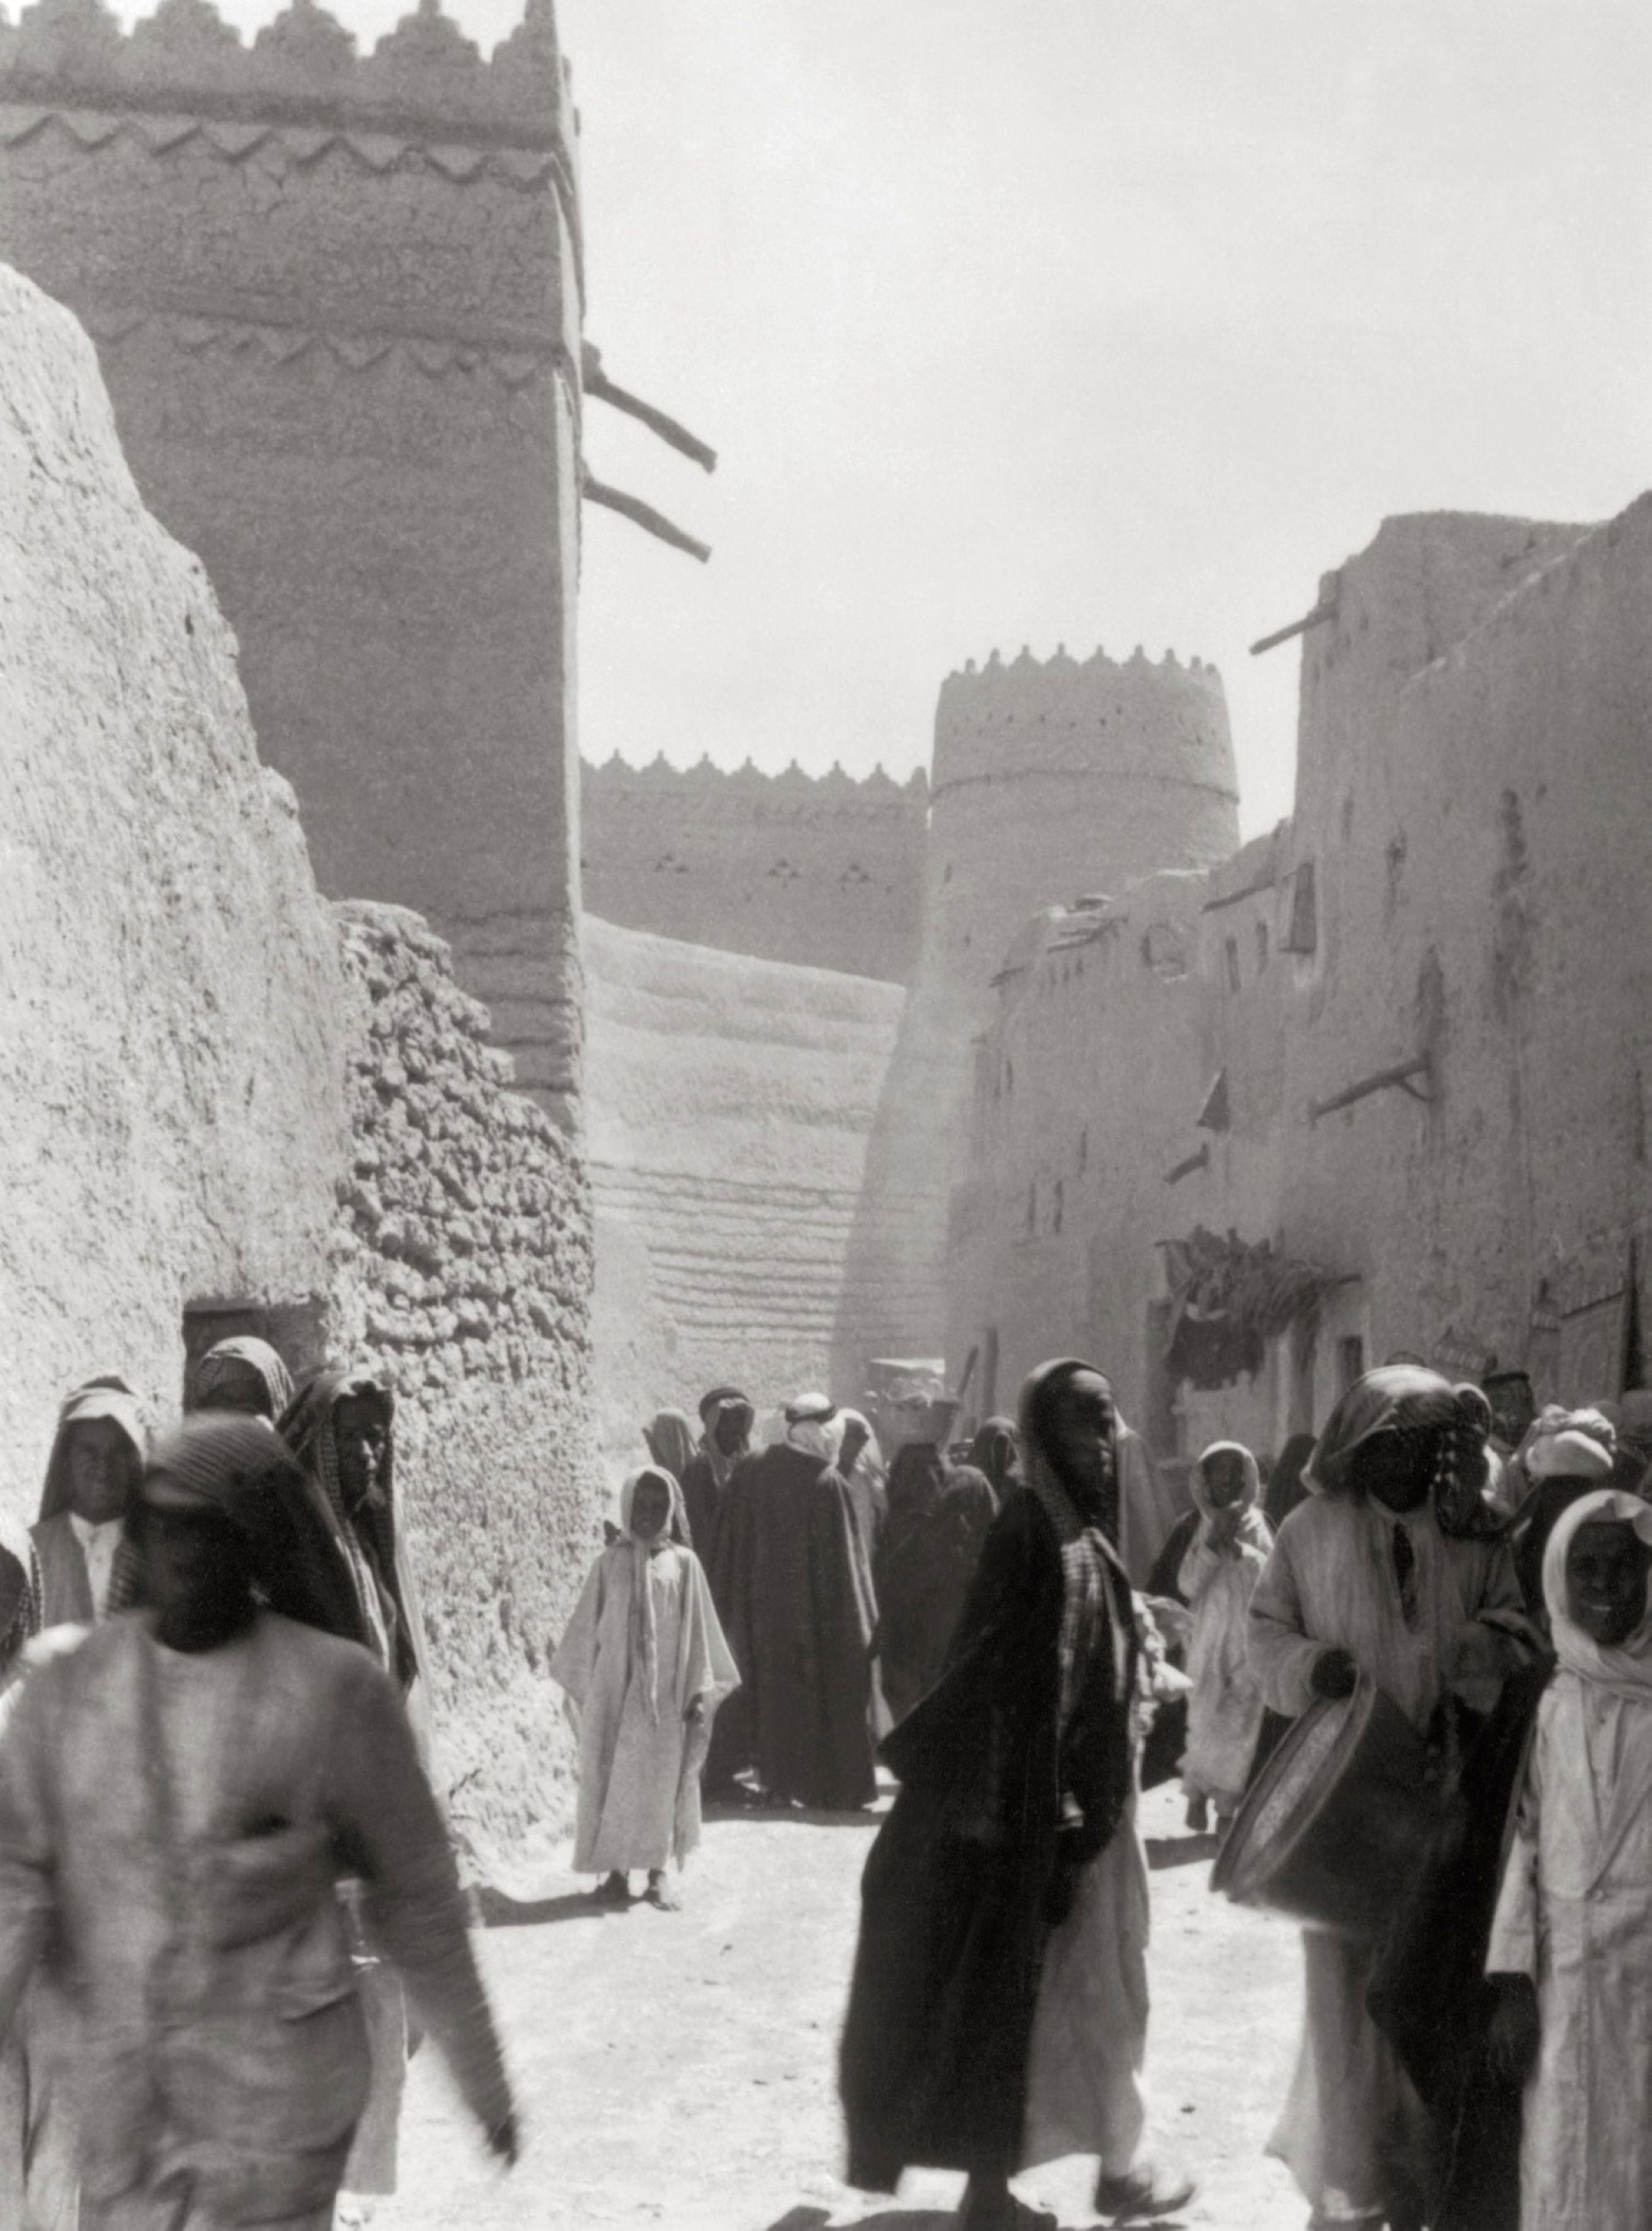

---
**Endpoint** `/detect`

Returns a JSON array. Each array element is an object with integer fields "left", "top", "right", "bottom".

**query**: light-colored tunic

[
  {"left": 553, "top": 1542, "right": 738, "bottom": 1876},
  {"left": 1488, "top": 1670, "right": 1652, "bottom": 2230},
  {"left": 1178, "top": 1516, "right": 1270, "bottom": 1810},
  {"left": 1249, "top": 1494, "right": 1523, "bottom": 2220},
  {"left": 0, "top": 1613, "right": 508, "bottom": 2229},
  {"left": 1021, "top": 1792, "right": 1150, "bottom": 2180}
]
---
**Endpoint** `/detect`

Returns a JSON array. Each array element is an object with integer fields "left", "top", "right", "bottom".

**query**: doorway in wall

[{"left": 180, "top": 1297, "right": 328, "bottom": 1412}]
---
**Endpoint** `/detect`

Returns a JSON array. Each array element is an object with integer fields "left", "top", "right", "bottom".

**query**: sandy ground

[{"left": 380, "top": 1782, "right": 1308, "bottom": 2231}]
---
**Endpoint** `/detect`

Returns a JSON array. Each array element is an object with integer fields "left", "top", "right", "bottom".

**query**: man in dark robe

[
  {"left": 679, "top": 1386, "right": 754, "bottom": 1565},
  {"left": 871, "top": 1442, "right": 998, "bottom": 1727},
  {"left": 840, "top": 1360, "right": 1194, "bottom": 2230},
  {"left": 708, "top": 1393, "right": 876, "bottom": 1811}
]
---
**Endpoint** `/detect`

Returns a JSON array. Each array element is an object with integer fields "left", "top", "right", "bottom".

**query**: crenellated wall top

[
  {"left": 582, "top": 752, "right": 929, "bottom": 807},
  {"left": 0, "top": 0, "right": 574, "bottom": 150}
]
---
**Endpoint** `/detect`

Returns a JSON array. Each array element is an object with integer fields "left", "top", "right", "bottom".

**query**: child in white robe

[
  {"left": 1486, "top": 1486, "right": 1652, "bottom": 2231},
  {"left": 1177, "top": 1441, "right": 1272, "bottom": 1835},
  {"left": 552, "top": 1466, "right": 738, "bottom": 1911}
]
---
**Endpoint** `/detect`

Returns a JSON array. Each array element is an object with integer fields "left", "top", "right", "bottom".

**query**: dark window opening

[
  {"left": 1256, "top": 921, "right": 1270, "bottom": 972},
  {"left": 1224, "top": 936, "right": 1241, "bottom": 993},
  {"left": 1336, "top": 1334, "right": 1365, "bottom": 1395},
  {"left": 181, "top": 1296, "right": 327, "bottom": 1412}
]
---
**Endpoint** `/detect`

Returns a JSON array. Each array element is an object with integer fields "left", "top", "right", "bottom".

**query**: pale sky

[{"left": 208, "top": 2, "right": 1650, "bottom": 833}]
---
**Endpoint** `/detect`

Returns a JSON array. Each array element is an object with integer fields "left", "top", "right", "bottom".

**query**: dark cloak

[
  {"left": 872, "top": 1447, "right": 999, "bottom": 1726},
  {"left": 705, "top": 1441, "right": 877, "bottom": 1810},
  {"left": 278, "top": 1368, "right": 421, "bottom": 1691},
  {"left": 1365, "top": 1655, "right": 1553, "bottom": 2231},
  {"left": 131, "top": 1413, "right": 368, "bottom": 1646},
  {"left": 839, "top": 1359, "right": 1138, "bottom": 2191}
]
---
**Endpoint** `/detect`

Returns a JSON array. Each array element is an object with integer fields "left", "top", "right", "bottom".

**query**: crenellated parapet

[
  {"left": 934, "top": 638, "right": 1235, "bottom": 799},
  {"left": 583, "top": 751, "right": 928, "bottom": 818},
  {"left": 0, "top": 0, "right": 582, "bottom": 396},
  {"left": 580, "top": 753, "right": 929, "bottom": 985}
]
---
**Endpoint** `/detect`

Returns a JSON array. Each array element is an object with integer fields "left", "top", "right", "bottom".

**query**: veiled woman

[{"left": 841, "top": 1360, "right": 1193, "bottom": 2230}]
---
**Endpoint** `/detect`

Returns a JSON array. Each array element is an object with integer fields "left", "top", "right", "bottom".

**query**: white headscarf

[
  {"left": 786, "top": 1393, "right": 844, "bottom": 1465},
  {"left": 618, "top": 1464, "right": 684, "bottom": 1724},
  {"left": 1542, "top": 1487, "right": 1652, "bottom": 1706}
]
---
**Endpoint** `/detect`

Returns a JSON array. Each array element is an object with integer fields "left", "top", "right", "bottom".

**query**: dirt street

[{"left": 382, "top": 1782, "right": 1306, "bottom": 2231}]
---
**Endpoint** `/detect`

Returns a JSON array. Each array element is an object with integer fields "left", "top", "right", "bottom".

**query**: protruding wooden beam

[
  {"left": 582, "top": 343, "right": 717, "bottom": 472},
  {"left": 1250, "top": 599, "right": 1337, "bottom": 657},
  {"left": 1309, "top": 1055, "right": 1433, "bottom": 1125},
  {"left": 582, "top": 468, "right": 710, "bottom": 562}
]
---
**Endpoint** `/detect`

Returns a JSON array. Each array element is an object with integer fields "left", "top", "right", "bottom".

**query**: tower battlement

[
  {"left": 0, "top": 0, "right": 576, "bottom": 155},
  {"left": 934, "top": 638, "right": 1234, "bottom": 797},
  {"left": 583, "top": 751, "right": 928, "bottom": 812},
  {"left": 580, "top": 753, "right": 929, "bottom": 984}
]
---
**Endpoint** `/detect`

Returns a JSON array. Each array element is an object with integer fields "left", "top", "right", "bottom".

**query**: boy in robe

[
  {"left": 1249, "top": 1365, "right": 1531, "bottom": 2231},
  {"left": 552, "top": 1466, "right": 738, "bottom": 1910},
  {"left": 1177, "top": 1441, "right": 1271, "bottom": 1836},
  {"left": 1484, "top": 1488, "right": 1652, "bottom": 2231},
  {"left": 28, "top": 1379, "right": 146, "bottom": 1633},
  {"left": 842, "top": 1359, "right": 1194, "bottom": 2231},
  {"left": 0, "top": 1414, "right": 515, "bottom": 2231}
]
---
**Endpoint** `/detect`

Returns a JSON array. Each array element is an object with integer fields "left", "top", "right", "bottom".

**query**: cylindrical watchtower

[
  {"left": 833, "top": 639, "right": 1240, "bottom": 1397},
  {"left": 923, "top": 641, "right": 1238, "bottom": 1016}
]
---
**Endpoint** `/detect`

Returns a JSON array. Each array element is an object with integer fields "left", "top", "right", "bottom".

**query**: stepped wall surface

[
  {"left": 582, "top": 915, "right": 903, "bottom": 1468},
  {"left": 0, "top": 0, "right": 586, "bottom": 1118}
]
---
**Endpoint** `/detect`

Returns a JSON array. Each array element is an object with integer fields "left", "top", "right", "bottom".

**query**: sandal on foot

[
  {"left": 644, "top": 1873, "right": 682, "bottom": 1911},
  {"left": 1095, "top": 2159, "right": 1198, "bottom": 2222},
  {"left": 592, "top": 1873, "right": 630, "bottom": 1906}
]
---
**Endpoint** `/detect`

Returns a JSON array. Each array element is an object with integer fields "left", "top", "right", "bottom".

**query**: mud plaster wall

[
  {"left": 580, "top": 755, "right": 927, "bottom": 986},
  {"left": 1279, "top": 500, "right": 1652, "bottom": 1394},
  {"left": 833, "top": 645, "right": 1241, "bottom": 1396},
  {"left": 582, "top": 916, "right": 904, "bottom": 1473},
  {"left": 947, "top": 831, "right": 1293, "bottom": 1457},
  {"left": 0, "top": 262, "right": 349, "bottom": 1533},
  {"left": 0, "top": 0, "right": 586, "bottom": 1118},
  {"left": 945, "top": 502, "right": 1652, "bottom": 1458},
  {"left": 330, "top": 904, "right": 602, "bottom": 1863}
]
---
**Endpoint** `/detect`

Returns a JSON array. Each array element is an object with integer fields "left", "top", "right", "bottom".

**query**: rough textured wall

[
  {"left": 1278, "top": 501, "right": 1652, "bottom": 1400},
  {"left": 942, "top": 503, "right": 1652, "bottom": 1462},
  {"left": 330, "top": 903, "right": 601, "bottom": 1861},
  {"left": 947, "top": 831, "right": 1294, "bottom": 1458},
  {"left": 833, "top": 642, "right": 1241, "bottom": 1395},
  {"left": 583, "top": 916, "right": 904, "bottom": 1469},
  {"left": 0, "top": 261, "right": 349, "bottom": 1524},
  {"left": 581, "top": 755, "right": 927, "bottom": 985},
  {"left": 0, "top": 0, "right": 586, "bottom": 1118}
]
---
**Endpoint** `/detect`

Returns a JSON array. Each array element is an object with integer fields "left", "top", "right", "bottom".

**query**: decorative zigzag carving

[
  {"left": 0, "top": 0, "right": 572, "bottom": 152},
  {"left": 0, "top": 100, "right": 568, "bottom": 191},
  {"left": 76, "top": 301, "right": 577, "bottom": 388}
]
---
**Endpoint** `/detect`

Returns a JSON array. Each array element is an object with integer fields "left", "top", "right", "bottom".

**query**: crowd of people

[{"left": 3, "top": 1332, "right": 1650, "bottom": 2229}]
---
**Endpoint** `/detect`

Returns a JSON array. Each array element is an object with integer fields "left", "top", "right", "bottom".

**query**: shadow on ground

[
  {"left": 1146, "top": 1831, "right": 1218, "bottom": 1872},
  {"left": 475, "top": 1886, "right": 606, "bottom": 1930},
  {"left": 705, "top": 1799, "right": 889, "bottom": 1830}
]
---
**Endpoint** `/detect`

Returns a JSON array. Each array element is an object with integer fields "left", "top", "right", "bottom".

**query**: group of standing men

[{"left": 0, "top": 1341, "right": 515, "bottom": 2231}]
